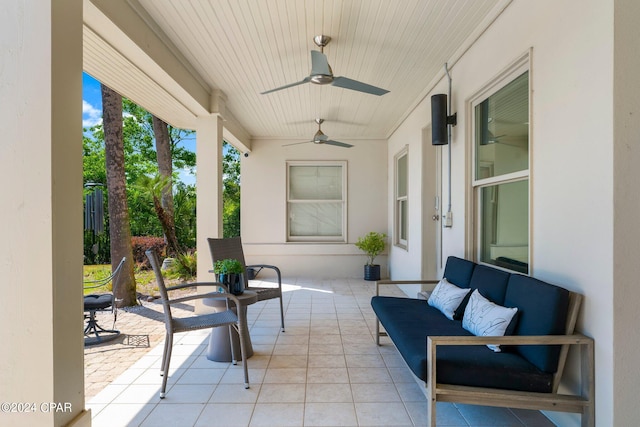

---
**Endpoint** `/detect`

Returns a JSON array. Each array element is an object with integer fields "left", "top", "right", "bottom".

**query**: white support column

[
  {"left": 195, "top": 114, "right": 224, "bottom": 283},
  {"left": 0, "top": 1, "right": 86, "bottom": 426}
]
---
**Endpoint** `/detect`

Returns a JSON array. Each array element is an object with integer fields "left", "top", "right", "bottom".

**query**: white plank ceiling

[{"left": 87, "top": 0, "right": 504, "bottom": 141}]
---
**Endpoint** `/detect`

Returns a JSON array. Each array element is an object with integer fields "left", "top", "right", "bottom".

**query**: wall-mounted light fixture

[{"left": 431, "top": 64, "right": 456, "bottom": 227}]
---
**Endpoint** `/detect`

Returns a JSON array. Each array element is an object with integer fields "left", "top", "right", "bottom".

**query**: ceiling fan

[
  {"left": 283, "top": 119, "right": 353, "bottom": 148},
  {"left": 261, "top": 35, "right": 389, "bottom": 96}
]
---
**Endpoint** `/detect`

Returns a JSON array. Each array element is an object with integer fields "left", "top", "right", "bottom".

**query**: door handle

[{"left": 432, "top": 214, "right": 440, "bottom": 221}]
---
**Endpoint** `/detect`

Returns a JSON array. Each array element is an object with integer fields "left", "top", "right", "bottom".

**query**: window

[
  {"left": 472, "top": 66, "right": 529, "bottom": 273},
  {"left": 395, "top": 148, "right": 408, "bottom": 248},
  {"left": 287, "top": 161, "right": 346, "bottom": 242}
]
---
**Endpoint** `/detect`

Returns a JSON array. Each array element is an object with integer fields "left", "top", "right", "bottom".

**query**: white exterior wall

[
  {"left": 388, "top": 0, "right": 624, "bottom": 425},
  {"left": 241, "top": 138, "right": 388, "bottom": 278}
]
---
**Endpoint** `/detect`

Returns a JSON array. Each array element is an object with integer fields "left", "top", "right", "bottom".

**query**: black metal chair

[
  {"left": 208, "top": 237, "right": 285, "bottom": 332},
  {"left": 145, "top": 249, "right": 249, "bottom": 398},
  {"left": 83, "top": 257, "right": 126, "bottom": 345}
]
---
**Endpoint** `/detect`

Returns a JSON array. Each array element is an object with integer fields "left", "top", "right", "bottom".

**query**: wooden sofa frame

[{"left": 375, "top": 279, "right": 595, "bottom": 427}]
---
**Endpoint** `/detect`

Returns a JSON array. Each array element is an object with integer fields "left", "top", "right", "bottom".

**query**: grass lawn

[{"left": 83, "top": 264, "right": 157, "bottom": 295}]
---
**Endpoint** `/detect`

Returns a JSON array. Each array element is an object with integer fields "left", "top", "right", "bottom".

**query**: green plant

[
  {"left": 212, "top": 258, "right": 243, "bottom": 275},
  {"left": 167, "top": 251, "right": 197, "bottom": 280},
  {"left": 355, "top": 232, "right": 387, "bottom": 266}
]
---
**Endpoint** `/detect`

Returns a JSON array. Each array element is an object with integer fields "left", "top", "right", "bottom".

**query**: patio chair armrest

[
  {"left": 164, "top": 281, "right": 221, "bottom": 292},
  {"left": 168, "top": 290, "right": 238, "bottom": 306},
  {"left": 375, "top": 279, "right": 440, "bottom": 296},
  {"left": 246, "top": 264, "right": 282, "bottom": 286}
]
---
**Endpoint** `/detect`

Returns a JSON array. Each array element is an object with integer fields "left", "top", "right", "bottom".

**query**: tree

[
  {"left": 152, "top": 116, "right": 179, "bottom": 256},
  {"left": 102, "top": 84, "right": 137, "bottom": 306},
  {"left": 223, "top": 143, "right": 241, "bottom": 237}
]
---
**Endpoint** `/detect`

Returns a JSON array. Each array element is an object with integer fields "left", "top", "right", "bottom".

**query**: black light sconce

[{"left": 431, "top": 94, "right": 457, "bottom": 145}]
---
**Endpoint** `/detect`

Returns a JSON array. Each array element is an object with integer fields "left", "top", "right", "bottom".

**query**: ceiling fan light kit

[{"left": 261, "top": 35, "right": 389, "bottom": 96}]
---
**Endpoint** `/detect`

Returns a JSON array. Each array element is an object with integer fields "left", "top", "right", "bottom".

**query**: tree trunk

[
  {"left": 152, "top": 115, "right": 179, "bottom": 255},
  {"left": 102, "top": 84, "right": 137, "bottom": 306}
]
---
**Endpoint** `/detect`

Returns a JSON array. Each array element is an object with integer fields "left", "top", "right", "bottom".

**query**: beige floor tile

[
  {"left": 347, "top": 367, "right": 393, "bottom": 383},
  {"left": 354, "top": 402, "right": 412, "bottom": 426},
  {"left": 141, "top": 403, "right": 205, "bottom": 427},
  {"left": 263, "top": 367, "right": 307, "bottom": 384},
  {"left": 249, "top": 403, "right": 304, "bottom": 427},
  {"left": 304, "top": 402, "right": 358, "bottom": 426},
  {"left": 90, "top": 403, "right": 156, "bottom": 427},
  {"left": 195, "top": 403, "right": 255, "bottom": 427},
  {"left": 257, "top": 383, "right": 306, "bottom": 403},
  {"left": 305, "top": 383, "right": 353, "bottom": 403},
  {"left": 351, "top": 383, "right": 401, "bottom": 402}
]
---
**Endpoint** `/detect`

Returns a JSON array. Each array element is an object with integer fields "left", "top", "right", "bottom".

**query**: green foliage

[
  {"left": 167, "top": 251, "right": 197, "bottom": 280},
  {"left": 223, "top": 143, "right": 241, "bottom": 238},
  {"left": 213, "top": 258, "right": 243, "bottom": 274},
  {"left": 355, "top": 232, "right": 387, "bottom": 265},
  {"left": 82, "top": 96, "right": 240, "bottom": 263}
]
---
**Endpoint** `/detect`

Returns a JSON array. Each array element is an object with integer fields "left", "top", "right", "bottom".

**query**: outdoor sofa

[{"left": 371, "top": 256, "right": 594, "bottom": 427}]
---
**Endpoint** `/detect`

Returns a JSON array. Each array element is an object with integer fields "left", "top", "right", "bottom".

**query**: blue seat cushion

[
  {"left": 371, "top": 296, "right": 553, "bottom": 392},
  {"left": 504, "top": 275, "right": 570, "bottom": 373},
  {"left": 84, "top": 294, "right": 114, "bottom": 311}
]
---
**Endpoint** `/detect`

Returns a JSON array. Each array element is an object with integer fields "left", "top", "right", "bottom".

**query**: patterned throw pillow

[
  {"left": 427, "top": 278, "right": 471, "bottom": 320},
  {"left": 462, "top": 290, "right": 518, "bottom": 352}
]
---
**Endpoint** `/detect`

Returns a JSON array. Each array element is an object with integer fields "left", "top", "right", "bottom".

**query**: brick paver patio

[{"left": 83, "top": 297, "right": 194, "bottom": 398}]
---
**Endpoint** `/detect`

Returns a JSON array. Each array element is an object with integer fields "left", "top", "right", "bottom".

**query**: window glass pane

[
  {"left": 397, "top": 154, "right": 407, "bottom": 197},
  {"left": 399, "top": 199, "right": 407, "bottom": 241},
  {"left": 479, "top": 179, "right": 528, "bottom": 273},
  {"left": 289, "top": 202, "right": 342, "bottom": 236},
  {"left": 290, "top": 166, "right": 342, "bottom": 200},
  {"left": 475, "top": 72, "right": 529, "bottom": 180}
]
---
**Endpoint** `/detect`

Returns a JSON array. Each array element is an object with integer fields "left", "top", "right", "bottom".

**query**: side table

[{"left": 202, "top": 290, "right": 257, "bottom": 362}]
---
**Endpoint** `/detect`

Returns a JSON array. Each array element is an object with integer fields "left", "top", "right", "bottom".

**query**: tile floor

[{"left": 87, "top": 277, "right": 555, "bottom": 426}]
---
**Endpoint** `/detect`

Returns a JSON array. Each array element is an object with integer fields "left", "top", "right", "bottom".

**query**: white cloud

[{"left": 82, "top": 100, "right": 102, "bottom": 127}]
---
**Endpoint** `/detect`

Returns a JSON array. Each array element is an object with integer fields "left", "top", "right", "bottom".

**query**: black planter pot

[
  {"left": 363, "top": 264, "right": 381, "bottom": 281},
  {"left": 218, "top": 273, "right": 245, "bottom": 295}
]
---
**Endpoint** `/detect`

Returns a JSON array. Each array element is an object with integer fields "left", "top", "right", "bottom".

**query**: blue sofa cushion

[
  {"left": 443, "top": 256, "right": 476, "bottom": 288},
  {"left": 371, "top": 295, "right": 554, "bottom": 392},
  {"left": 504, "top": 275, "right": 570, "bottom": 373},
  {"left": 436, "top": 345, "right": 553, "bottom": 392},
  {"left": 467, "top": 264, "right": 511, "bottom": 305}
]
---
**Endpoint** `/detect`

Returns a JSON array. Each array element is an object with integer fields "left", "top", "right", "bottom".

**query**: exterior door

[{"left": 422, "top": 125, "right": 443, "bottom": 280}]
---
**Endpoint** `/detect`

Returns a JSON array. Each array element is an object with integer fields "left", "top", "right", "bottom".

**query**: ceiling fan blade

[
  {"left": 331, "top": 76, "right": 389, "bottom": 96},
  {"left": 282, "top": 140, "right": 313, "bottom": 147},
  {"left": 325, "top": 139, "right": 353, "bottom": 148},
  {"left": 310, "top": 50, "right": 331, "bottom": 76},
  {"left": 261, "top": 76, "right": 311, "bottom": 95}
]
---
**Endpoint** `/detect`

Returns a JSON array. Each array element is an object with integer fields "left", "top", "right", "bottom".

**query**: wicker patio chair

[
  {"left": 208, "top": 237, "right": 285, "bottom": 332},
  {"left": 145, "top": 249, "right": 249, "bottom": 398},
  {"left": 83, "top": 257, "right": 126, "bottom": 345}
]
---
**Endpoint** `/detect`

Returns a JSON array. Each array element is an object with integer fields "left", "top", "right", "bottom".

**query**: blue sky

[{"left": 82, "top": 72, "right": 197, "bottom": 185}]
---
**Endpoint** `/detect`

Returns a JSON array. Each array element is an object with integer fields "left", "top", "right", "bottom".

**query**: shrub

[
  {"left": 131, "top": 236, "right": 166, "bottom": 269},
  {"left": 167, "top": 251, "right": 197, "bottom": 280}
]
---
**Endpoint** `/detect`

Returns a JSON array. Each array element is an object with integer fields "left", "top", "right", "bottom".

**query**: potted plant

[
  {"left": 354, "top": 232, "right": 387, "bottom": 281},
  {"left": 213, "top": 258, "right": 245, "bottom": 295}
]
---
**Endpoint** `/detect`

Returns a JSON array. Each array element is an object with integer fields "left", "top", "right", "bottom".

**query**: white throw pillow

[
  {"left": 427, "top": 278, "right": 470, "bottom": 320},
  {"left": 462, "top": 290, "right": 518, "bottom": 352}
]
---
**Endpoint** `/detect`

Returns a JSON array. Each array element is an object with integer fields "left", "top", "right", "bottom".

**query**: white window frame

[
  {"left": 468, "top": 53, "right": 531, "bottom": 273},
  {"left": 394, "top": 147, "right": 408, "bottom": 249},
  {"left": 286, "top": 160, "right": 347, "bottom": 242}
]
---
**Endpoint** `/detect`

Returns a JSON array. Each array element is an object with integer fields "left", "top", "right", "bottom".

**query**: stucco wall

[
  {"left": 388, "top": 0, "right": 617, "bottom": 425},
  {"left": 241, "top": 138, "right": 388, "bottom": 278}
]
